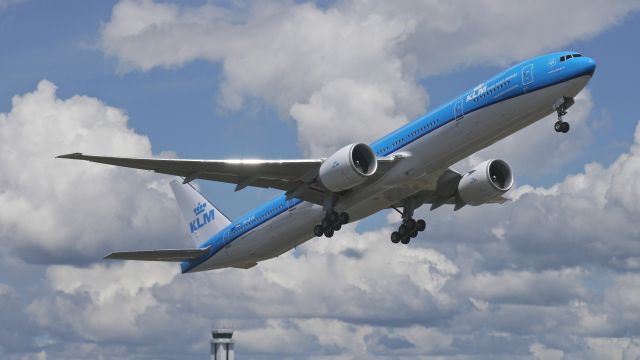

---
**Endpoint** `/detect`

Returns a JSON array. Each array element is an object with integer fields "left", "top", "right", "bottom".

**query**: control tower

[{"left": 211, "top": 329, "right": 234, "bottom": 360}]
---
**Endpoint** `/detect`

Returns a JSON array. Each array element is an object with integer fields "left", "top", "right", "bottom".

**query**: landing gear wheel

[
  {"left": 314, "top": 225, "right": 324, "bottom": 237},
  {"left": 554, "top": 121, "right": 563, "bottom": 132},
  {"left": 405, "top": 218, "right": 416, "bottom": 229},
  {"left": 401, "top": 236, "right": 410, "bottom": 245},
  {"left": 410, "top": 230, "right": 419, "bottom": 238},
  {"left": 324, "top": 228, "right": 334, "bottom": 238},
  {"left": 398, "top": 224, "right": 407, "bottom": 235},
  {"left": 335, "top": 224, "right": 342, "bottom": 231},
  {"left": 555, "top": 121, "right": 570, "bottom": 133},
  {"left": 391, "top": 231, "right": 400, "bottom": 243},
  {"left": 416, "top": 219, "right": 426, "bottom": 232}
]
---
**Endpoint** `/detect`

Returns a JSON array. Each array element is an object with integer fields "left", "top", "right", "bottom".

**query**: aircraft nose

[{"left": 582, "top": 57, "right": 596, "bottom": 77}]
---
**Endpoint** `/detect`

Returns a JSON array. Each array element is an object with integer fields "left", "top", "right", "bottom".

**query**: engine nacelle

[
  {"left": 319, "top": 143, "right": 378, "bottom": 192},
  {"left": 458, "top": 159, "right": 514, "bottom": 206}
]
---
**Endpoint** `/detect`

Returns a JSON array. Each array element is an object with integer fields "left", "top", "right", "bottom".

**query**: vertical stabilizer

[{"left": 170, "top": 179, "right": 231, "bottom": 245}]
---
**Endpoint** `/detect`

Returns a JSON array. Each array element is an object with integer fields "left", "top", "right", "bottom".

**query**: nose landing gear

[
  {"left": 554, "top": 97, "right": 574, "bottom": 134},
  {"left": 554, "top": 120, "right": 570, "bottom": 133}
]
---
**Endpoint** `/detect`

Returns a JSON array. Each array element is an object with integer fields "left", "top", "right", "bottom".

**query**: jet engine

[
  {"left": 319, "top": 143, "right": 378, "bottom": 192},
  {"left": 458, "top": 159, "right": 514, "bottom": 206}
]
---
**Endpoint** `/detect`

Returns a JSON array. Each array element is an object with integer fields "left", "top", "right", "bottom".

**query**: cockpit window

[{"left": 561, "top": 53, "right": 583, "bottom": 62}]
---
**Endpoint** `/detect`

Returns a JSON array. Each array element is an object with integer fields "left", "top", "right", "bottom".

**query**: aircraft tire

[
  {"left": 314, "top": 225, "right": 324, "bottom": 237},
  {"left": 554, "top": 121, "right": 562, "bottom": 132},
  {"left": 405, "top": 218, "right": 416, "bottom": 229},
  {"left": 391, "top": 231, "right": 400, "bottom": 243},
  {"left": 325, "top": 228, "right": 335, "bottom": 238},
  {"left": 416, "top": 219, "right": 426, "bottom": 232}
]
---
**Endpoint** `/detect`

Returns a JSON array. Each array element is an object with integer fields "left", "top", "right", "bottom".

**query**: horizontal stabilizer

[{"left": 104, "top": 246, "right": 211, "bottom": 262}]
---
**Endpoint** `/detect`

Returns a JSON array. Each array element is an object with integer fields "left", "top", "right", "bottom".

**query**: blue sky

[{"left": 2, "top": 1, "right": 640, "bottom": 359}]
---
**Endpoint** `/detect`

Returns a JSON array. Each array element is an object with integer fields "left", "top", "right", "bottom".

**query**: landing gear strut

[
  {"left": 314, "top": 211, "right": 349, "bottom": 238},
  {"left": 390, "top": 201, "right": 426, "bottom": 245},
  {"left": 554, "top": 97, "right": 574, "bottom": 134}
]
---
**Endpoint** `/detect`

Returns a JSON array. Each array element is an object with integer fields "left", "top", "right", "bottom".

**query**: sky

[{"left": 1, "top": 0, "right": 640, "bottom": 359}]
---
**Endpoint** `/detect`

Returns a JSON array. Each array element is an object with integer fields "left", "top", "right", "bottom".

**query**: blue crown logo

[{"left": 194, "top": 202, "right": 207, "bottom": 216}]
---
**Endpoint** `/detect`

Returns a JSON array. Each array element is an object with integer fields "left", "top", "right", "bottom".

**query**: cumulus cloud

[
  {"left": 17, "top": 226, "right": 462, "bottom": 358},
  {"left": 0, "top": 80, "right": 183, "bottom": 264},
  {"left": 340, "top": 0, "right": 640, "bottom": 76},
  {"left": 29, "top": 262, "right": 177, "bottom": 343},
  {"left": 99, "top": 0, "right": 640, "bottom": 158},
  {"left": 101, "top": 0, "right": 427, "bottom": 156},
  {"left": 17, "top": 119, "right": 640, "bottom": 357},
  {"left": 19, "top": 185, "right": 640, "bottom": 358}
]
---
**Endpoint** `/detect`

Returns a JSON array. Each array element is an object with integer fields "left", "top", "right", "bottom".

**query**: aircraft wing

[
  {"left": 104, "top": 246, "right": 211, "bottom": 262},
  {"left": 57, "top": 152, "right": 399, "bottom": 205}
]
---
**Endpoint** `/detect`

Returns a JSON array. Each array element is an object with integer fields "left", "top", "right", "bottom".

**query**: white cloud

[
  {"left": 455, "top": 268, "right": 587, "bottom": 305},
  {"left": 28, "top": 261, "right": 177, "bottom": 343},
  {"left": 101, "top": 0, "right": 427, "bottom": 156},
  {"left": 290, "top": 78, "right": 424, "bottom": 156},
  {"left": 99, "top": 0, "right": 640, "bottom": 158},
  {"left": 0, "top": 80, "right": 183, "bottom": 264},
  {"left": 339, "top": 0, "right": 640, "bottom": 77},
  {"left": 530, "top": 342, "right": 564, "bottom": 360}
]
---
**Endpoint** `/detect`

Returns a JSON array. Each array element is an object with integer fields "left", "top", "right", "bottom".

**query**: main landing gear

[
  {"left": 391, "top": 218, "right": 426, "bottom": 245},
  {"left": 314, "top": 211, "right": 349, "bottom": 238},
  {"left": 554, "top": 97, "right": 574, "bottom": 134},
  {"left": 390, "top": 202, "right": 426, "bottom": 245}
]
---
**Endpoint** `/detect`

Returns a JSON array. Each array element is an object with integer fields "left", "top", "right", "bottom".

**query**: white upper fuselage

[{"left": 183, "top": 51, "right": 596, "bottom": 273}]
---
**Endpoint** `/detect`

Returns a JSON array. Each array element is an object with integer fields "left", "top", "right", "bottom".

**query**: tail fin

[{"left": 170, "top": 179, "right": 231, "bottom": 245}]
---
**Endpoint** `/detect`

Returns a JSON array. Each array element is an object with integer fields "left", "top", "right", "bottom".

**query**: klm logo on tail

[{"left": 190, "top": 202, "right": 215, "bottom": 233}]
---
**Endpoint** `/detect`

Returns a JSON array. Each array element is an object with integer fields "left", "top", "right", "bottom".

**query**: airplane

[{"left": 58, "top": 51, "right": 596, "bottom": 273}]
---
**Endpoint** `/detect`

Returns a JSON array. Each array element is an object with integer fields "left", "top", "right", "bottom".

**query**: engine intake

[
  {"left": 319, "top": 143, "right": 378, "bottom": 192},
  {"left": 458, "top": 159, "right": 514, "bottom": 206}
]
